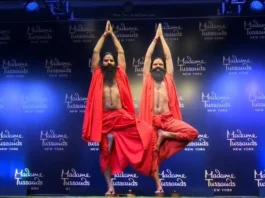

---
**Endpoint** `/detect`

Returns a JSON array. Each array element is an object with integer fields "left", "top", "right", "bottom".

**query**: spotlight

[
  {"left": 239, "top": 0, "right": 265, "bottom": 15},
  {"left": 249, "top": 0, "right": 264, "bottom": 11},
  {"left": 25, "top": 0, "right": 39, "bottom": 13},
  {"left": 221, "top": 0, "right": 265, "bottom": 15}
]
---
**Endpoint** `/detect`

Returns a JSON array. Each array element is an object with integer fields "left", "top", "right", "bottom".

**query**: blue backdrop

[{"left": 0, "top": 16, "right": 265, "bottom": 197}]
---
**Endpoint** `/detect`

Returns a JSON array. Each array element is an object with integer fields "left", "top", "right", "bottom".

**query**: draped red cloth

[
  {"left": 152, "top": 112, "right": 198, "bottom": 163},
  {"left": 139, "top": 73, "right": 182, "bottom": 124},
  {"left": 100, "top": 109, "right": 157, "bottom": 175},
  {"left": 139, "top": 73, "right": 198, "bottom": 164},
  {"left": 82, "top": 66, "right": 135, "bottom": 142},
  {"left": 82, "top": 66, "right": 157, "bottom": 175}
]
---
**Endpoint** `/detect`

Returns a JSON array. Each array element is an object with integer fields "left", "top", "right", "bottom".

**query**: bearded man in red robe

[
  {"left": 139, "top": 23, "right": 199, "bottom": 195},
  {"left": 82, "top": 21, "right": 157, "bottom": 196}
]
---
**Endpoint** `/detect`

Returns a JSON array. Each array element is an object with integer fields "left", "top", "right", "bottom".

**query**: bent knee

[
  {"left": 189, "top": 128, "right": 199, "bottom": 141},
  {"left": 183, "top": 126, "right": 199, "bottom": 142}
]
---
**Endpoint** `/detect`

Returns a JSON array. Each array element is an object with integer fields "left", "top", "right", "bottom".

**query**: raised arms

[
  {"left": 109, "top": 23, "right": 126, "bottom": 70},
  {"left": 91, "top": 21, "right": 126, "bottom": 72},
  {"left": 143, "top": 23, "right": 174, "bottom": 77},
  {"left": 91, "top": 21, "right": 110, "bottom": 73},
  {"left": 143, "top": 24, "right": 161, "bottom": 77},
  {"left": 160, "top": 27, "right": 174, "bottom": 76}
]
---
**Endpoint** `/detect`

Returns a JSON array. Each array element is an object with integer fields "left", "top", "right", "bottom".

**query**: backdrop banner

[{"left": 0, "top": 17, "right": 265, "bottom": 197}]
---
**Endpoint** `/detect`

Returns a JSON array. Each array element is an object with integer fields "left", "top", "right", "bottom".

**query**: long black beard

[
  {"left": 100, "top": 64, "right": 117, "bottom": 86},
  {"left": 150, "top": 68, "right": 166, "bottom": 83}
]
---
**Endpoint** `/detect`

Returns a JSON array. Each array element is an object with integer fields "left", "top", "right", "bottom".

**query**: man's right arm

[
  {"left": 91, "top": 33, "right": 106, "bottom": 73},
  {"left": 143, "top": 37, "right": 158, "bottom": 76},
  {"left": 91, "top": 21, "right": 110, "bottom": 73},
  {"left": 143, "top": 24, "right": 162, "bottom": 78}
]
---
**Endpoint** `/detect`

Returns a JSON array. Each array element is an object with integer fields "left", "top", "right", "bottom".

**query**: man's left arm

[
  {"left": 160, "top": 35, "right": 174, "bottom": 76},
  {"left": 109, "top": 24, "right": 126, "bottom": 70}
]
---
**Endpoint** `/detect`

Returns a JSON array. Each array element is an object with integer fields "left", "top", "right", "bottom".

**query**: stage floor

[
  {"left": 2, "top": 196, "right": 186, "bottom": 198},
  {"left": 2, "top": 197, "right": 258, "bottom": 198},
  {"left": 1, "top": 196, "right": 260, "bottom": 198},
  {"left": 0, "top": 196, "right": 244, "bottom": 198},
  {"left": 0, "top": 197, "right": 216, "bottom": 198}
]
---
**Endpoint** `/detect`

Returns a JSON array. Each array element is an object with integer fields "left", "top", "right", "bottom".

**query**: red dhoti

[
  {"left": 153, "top": 112, "right": 198, "bottom": 164},
  {"left": 100, "top": 108, "right": 158, "bottom": 175}
]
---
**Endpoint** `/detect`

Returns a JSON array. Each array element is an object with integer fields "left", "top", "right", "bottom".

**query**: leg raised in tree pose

[
  {"left": 139, "top": 23, "right": 199, "bottom": 194},
  {"left": 82, "top": 21, "right": 158, "bottom": 196}
]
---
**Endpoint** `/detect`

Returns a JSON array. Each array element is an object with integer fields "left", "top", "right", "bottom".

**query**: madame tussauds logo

[
  {"left": 223, "top": 55, "right": 252, "bottom": 75},
  {"left": 226, "top": 129, "right": 257, "bottom": 151},
  {"left": 2, "top": 59, "right": 28, "bottom": 68},
  {"left": 254, "top": 170, "right": 265, "bottom": 187},
  {"left": 201, "top": 92, "right": 231, "bottom": 113},
  {"left": 61, "top": 169, "right": 91, "bottom": 186},
  {"left": 45, "top": 58, "right": 72, "bottom": 69},
  {"left": 113, "top": 23, "right": 138, "bottom": 42},
  {"left": 176, "top": 56, "right": 206, "bottom": 76},
  {"left": 155, "top": 22, "right": 183, "bottom": 40},
  {"left": 244, "top": 20, "right": 265, "bottom": 39},
  {"left": 21, "top": 94, "right": 48, "bottom": 113},
  {"left": 40, "top": 130, "right": 68, "bottom": 151},
  {"left": 199, "top": 21, "right": 227, "bottom": 40},
  {"left": 111, "top": 172, "right": 138, "bottom": 186},
  {"left": 249, "top": 90, "right": 265, "bottom": 112},
  {"left": 132, "top": 57, "right": 144, "bottom": 75},
  {"left": 68, "top": 24, "right": 95, "bottom": 43},
  {"left": 65, "top": 93, "right": 87, "bottom": 113},
  {"left": 159, "top": 169, "right": 187, "bottom": 187},
  {"left": 205, "top": 169, "right": 236, "bottom": 188},
  {"left": 45, "top": 58, "right": 72, "bottom": 78},
  {"left": 1, "top": 59, "right": 28, "bottom": 77},
  {"left": 27, "top": 25, "right": 53, "bottom": 43},
  {"left": 186, "top": 134, "right": 209, "bottom": 152},
  {"left": 14, "top": 168, "right": 44, "bottom": 186},
  {"left": 69, "top": 24, "right": 95, "bottom": 39},
  {"left": 0, "top": 130, "right": 23, "bottom": 151}
]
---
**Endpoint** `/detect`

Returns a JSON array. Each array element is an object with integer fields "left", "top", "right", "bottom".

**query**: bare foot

[
  {"left": 105, "top": 188, "right": 115, "bottom": 195},
  {"left": 157, "top": 129, "right": 165, "bottom": 151},
  {"left": 155, "top": 186, "right": 164, "bottom": 193}
]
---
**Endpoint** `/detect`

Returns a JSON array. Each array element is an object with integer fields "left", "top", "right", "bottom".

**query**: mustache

[
  {"left": 101, "top": 66, "right": 113, "bottom": 71},
  {"left": 100, "top": 63, "right": 116, "bottom": 69},
  {"left": 151, "top": 67, "right": 166, "bottom": 72}
]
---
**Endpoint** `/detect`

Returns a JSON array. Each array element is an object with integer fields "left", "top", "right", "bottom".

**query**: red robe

[
  {"left": 139, "top": 73, "right": 182, "bottom": 124},
  {"left": 139, "top": 73, "right": 198, "bottom": 163},
  {"left": 82, "top": 66, "right": 135, "bottom": 142},
  {"left": 82, "top": 66, "right": 157, "bottom": 175}
]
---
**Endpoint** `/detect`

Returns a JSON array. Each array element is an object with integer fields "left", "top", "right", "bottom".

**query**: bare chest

[
  {"left": 153, "top": 81, "right": 169, "bottom": 114},
  {"left": 103, "top": 81, "right": 120, "bottom": 95},
  {"left": 154, "top": 81, "right": 167, "bottom": 96}
]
